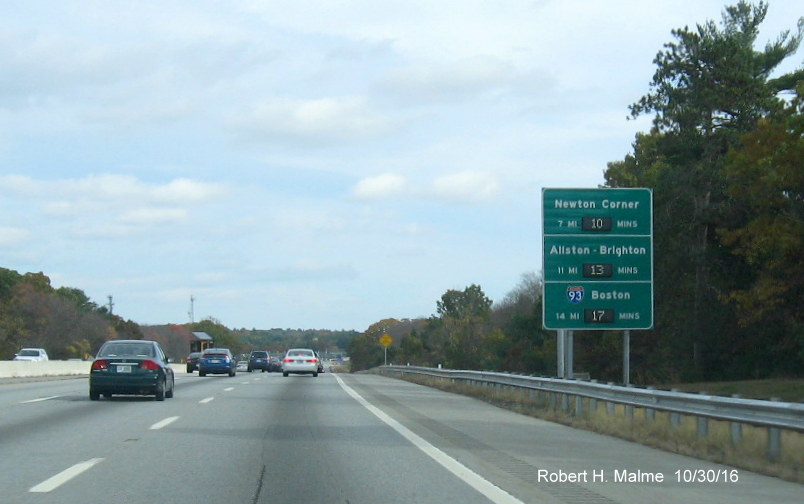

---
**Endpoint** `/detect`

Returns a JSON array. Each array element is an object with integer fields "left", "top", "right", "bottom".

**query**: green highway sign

[
  {"left": 542, "top": 188, "right": 653, "bottom": 330},
  {"left": 544, "top": 235, "right": 652, "bottom": 282}
]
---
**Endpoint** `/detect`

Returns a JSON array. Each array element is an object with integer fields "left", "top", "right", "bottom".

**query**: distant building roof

[{"left": 192, "top": 332, "right": 213, "bottom": 340}]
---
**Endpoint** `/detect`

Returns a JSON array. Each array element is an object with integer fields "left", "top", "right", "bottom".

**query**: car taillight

[
  {"left": 140, "top": 360, "right": 160, "bottom": 371},
  {"left": 91, "top": 360, "right": 108, "bottom": 370},
  {"left": 307, "top": 358, "right": 318, "bottom": 363},
  {"left": 283, "top": 358, "right": 292, "bottom": 362}
]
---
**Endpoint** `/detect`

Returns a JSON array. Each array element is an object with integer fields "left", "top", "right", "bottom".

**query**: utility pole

[
  {"left": 188, "top": 295, "right": 195, "bottom": 324},
  {"left": 107, "top": 295, "right": 114, "bottom": 316}
]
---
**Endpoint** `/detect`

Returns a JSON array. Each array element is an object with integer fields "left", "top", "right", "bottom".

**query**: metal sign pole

[
  {"left": 566, "top": 330, "right": 574, "bottom": 379},
  {"left": 623, "top": 330, "right": 630, "bottom": 385},
  {"left": 557, "top": 330, "right": 565, "bottom": 378}
]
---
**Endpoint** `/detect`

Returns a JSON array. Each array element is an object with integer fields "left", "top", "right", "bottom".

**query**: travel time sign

[{"left": 542, "top": 188, "right": 654, "bottom": 330}]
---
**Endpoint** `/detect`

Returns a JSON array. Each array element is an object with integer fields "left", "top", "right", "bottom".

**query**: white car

[
  {"left": 13, "top": 348, "right": 49, "bottom": 361},
  {"left": 282, "top": 348, "right": 319, "bottom": 377}
]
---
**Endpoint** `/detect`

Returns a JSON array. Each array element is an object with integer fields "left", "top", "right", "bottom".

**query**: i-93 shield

[{"left": 566, "top": 286, "right": 584, "bottom": 304}]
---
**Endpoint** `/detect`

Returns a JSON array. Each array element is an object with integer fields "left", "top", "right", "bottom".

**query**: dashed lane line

[
  {"left": 20, "top": 395, "right": 61, "bottom": 403},
  {"left": 149, "top": 416, "right": 180, "bottom": 430},
  {"left": 29, "top": 458, "right": 105, "bottom": 493}
]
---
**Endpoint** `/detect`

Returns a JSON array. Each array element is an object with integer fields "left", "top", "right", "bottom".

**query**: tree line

[
  {"left": 0, "top": 267, "right": 355, "bottom": 362},
  {"left": 0, "top": 268, "right": 143, "bottom": 360},
  {"left": 349, "top": 2, "right": 803, "bottom": 383}
]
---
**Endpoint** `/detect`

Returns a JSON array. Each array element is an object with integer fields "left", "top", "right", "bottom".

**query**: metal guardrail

[
  {"left": 379, "top": 366, "right": 804, "bottom": 431},
  {"left": 379, "top": 365, "right": 803, "bottom": 461}
]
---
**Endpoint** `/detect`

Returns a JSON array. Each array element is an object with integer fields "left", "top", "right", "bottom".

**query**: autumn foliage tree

[{"left": 0, "top": 267, "right": 142, "bottom": 359}]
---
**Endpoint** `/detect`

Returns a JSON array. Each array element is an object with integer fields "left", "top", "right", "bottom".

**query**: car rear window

[
  {"left": 99, "top": 343, "right": 154, "bottom": 357},
  {"left": 251, "top": 352, "right": 268, "bottom": 358}
]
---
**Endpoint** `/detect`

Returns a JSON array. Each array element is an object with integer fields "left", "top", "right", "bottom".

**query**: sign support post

[{"left": 623, "top": 330, "right": 630, "bottom": 385}]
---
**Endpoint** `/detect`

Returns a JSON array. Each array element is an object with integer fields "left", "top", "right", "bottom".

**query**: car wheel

[
  {"left": 155, "top": 379, "right": 166, "bottom": 401},
  {"left": 186, "top": 366, "right": 192, "bottom": 373},
  {"left": 199, "top": 371, "right": 206, "bottom": 377},
  {"left": 165, "top": 378, "right": 174, "bottom": 398},
  {"left": 313, "top": 372, "right": 318, "bottom": 377},
  {"left": 89, "top": 389, "right": 100, "bottom": 401},
  {"left": 283, "top": 372, "right": 288, "bottom": 377}
]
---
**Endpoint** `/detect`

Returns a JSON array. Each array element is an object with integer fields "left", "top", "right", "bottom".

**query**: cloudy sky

[{"left": 0, "top": 1, "right": 800, "bottom": 331}]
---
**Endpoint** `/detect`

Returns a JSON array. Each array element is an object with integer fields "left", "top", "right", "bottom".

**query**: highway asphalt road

[{"left": 0, "top": 372, "right": 800, "bottom": 504}]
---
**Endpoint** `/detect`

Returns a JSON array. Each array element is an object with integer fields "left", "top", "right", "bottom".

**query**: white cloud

[
  {"left": 118, "top": 207, "right": 188, "bottom": 226},
  {"left": 351, "top": 171, "right": 504, "bottom": 205},
  {"left": 352, "top": 173, "right": 408, "bottom": 200},
  {"left": 235, "top": 96, "right": 392, "bottom": 144},
  {"left": 1, "top": 174, "right": 229, "bottom": 242},
  {"left": 0, "top": 226, "right": 30, "bottom": 246},
  {"left": 1, "top": 174, "right": 227, "bottom": 205},
  {"left": 380, "top": 55, "right": 520, "bottom": 103},
  {"left": 431, "top": 171, "right": 501, "bottom": 204},
  {"left": 151, "top": 178, "right": 229, "bottom": 203}
]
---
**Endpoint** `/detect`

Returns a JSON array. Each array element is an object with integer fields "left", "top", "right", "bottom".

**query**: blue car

[{"left": 198, "top": 348, "right": 236, "bottom": 377}]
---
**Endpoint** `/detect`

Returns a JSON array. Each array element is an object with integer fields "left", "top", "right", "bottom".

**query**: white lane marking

[
  {"left": 29, "top": 458, "right": 105, "bottom": 493},
  {"left": 20, "top": 396, "right": 61, "bottom": 404},
  {"left": 224, "top": 387, "right": 235, "bottom": 392},
  {"left": 334, "top": 375, "right": 524, "bottom": 504},
  {"left": 149, "top": 416, "right": 180, "bottom": 430},
  {"left": 199, "top": 397, "right": 215, "bottom": 404}
]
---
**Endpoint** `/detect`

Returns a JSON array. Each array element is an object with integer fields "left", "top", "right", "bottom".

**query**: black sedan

[
  {"left": 186, "top": 351, "right": 202, "bottom": 373},
  {"left": 89, "top": 340, "right": 175, "bottom": 401}
]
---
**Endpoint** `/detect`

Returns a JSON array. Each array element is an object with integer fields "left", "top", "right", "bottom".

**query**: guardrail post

[
  {"left": 562, "top": 394, "right": 569, "bottom": 413},
  {"left": 767, "top": 397, "right": 782, "bottom": 462},
  {"left": 697, "top": 391, "right": 709, "bottom": 437},
  {"left": 605, "top": 382, "right": 615, "bottom": 416},
  {"left": 624, "top": 384, "right": 635, "bottom": 419},
  {"left": 767, "top": 428, "right": 781, "bottom": 462},
  {"left": 730, "top": 394, "right": 743, "bottom": 446},
  {"left": 669, "top": 389, "right": 681, "bottom": 428},
  {"left": 575, "top": 396, "right": 583, "bottom": 417},
  {"left": 730, "top": 422, "right": 743, "bottom": 446},
  {"left": 697, "top": 417, "right": 709, "bottom": 437},
  {"left": 645, "top": 387, "right": 656, "bottom": 422}
]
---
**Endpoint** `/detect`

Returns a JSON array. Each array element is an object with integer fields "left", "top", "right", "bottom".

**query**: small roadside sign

[{"left": 379, "top": 334, "right": 393, "bottom": 347}]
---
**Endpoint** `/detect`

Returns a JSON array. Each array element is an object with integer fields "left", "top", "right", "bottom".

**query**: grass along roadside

[{"left": 383, "top": 372, "right": 803, "bottom": 484}]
